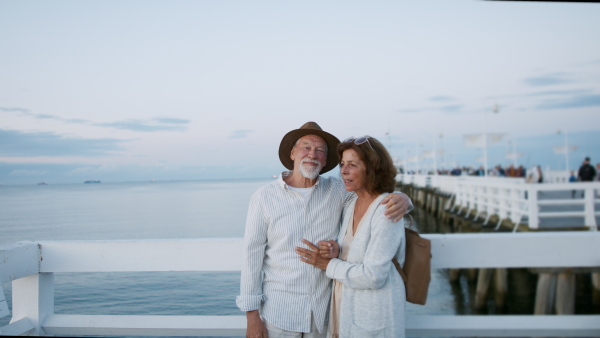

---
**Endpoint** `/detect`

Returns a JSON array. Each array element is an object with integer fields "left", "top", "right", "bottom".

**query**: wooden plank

[
  {"left": 0, "top": 283, "right": 9, "bottom": 319},
  {"left": 407, "top": 315, "right": 600, "bottom": 337},
  {"left": 39, "top": 239, "right": 244, "bottom": 272},
  {"left": 539, "top": 211, "right": 585, "bottom": 217},
  {"left": 529, "top": 267, "right": 600, "bottom": 274},
  {"left": 10, "top": 273, "right": 55, "bottom": 335},
  {"left": 0, "top": 318, "right": 35, "bottom": 336},
  {"left": 42, "top": 315, "right": 247, "bottom": 337},
  {"left": 36, "top": 233, "right": 600, "bottom": 272},
  {"left": 41, "top": 315, "right": 600, "bottom": 337},
  {"left": 427, "top": 232, "right": 600, "bottom": 269},
  {"left": 538, "top": 200, "right": 583, "bottom": 206},
  {"left": 0, "top": 241, "right": 40, "bottom": 284}
]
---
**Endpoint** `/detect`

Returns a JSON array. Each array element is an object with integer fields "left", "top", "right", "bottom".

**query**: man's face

[{"left": 290, "top": 134, "right": 327, "bottom": 179}]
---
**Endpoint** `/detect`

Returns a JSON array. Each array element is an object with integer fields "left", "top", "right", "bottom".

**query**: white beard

[{"left": 299, "top": 158, "right": 323, "bottom": 179}]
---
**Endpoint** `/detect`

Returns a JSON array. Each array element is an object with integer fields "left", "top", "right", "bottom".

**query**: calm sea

[{"left": 1, "top": 179, "right": 544, "bottom": 336}]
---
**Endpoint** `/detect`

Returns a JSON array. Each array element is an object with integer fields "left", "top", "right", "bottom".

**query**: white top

[
  {"left": 326, "top": 193, "right": 406, "bottom": 337},
  {"left": 287, "top": 185, "right": 314, "bottom": 201},
  {"left": 236, "top": 171, "right": 353, "bottom": 333}
]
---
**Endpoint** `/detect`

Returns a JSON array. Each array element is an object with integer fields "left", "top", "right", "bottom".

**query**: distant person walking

[
  {"left": 569, "top": 171, "right": 577, "bottom": 198},
  {"left": 526, "top": 165, "right": 543, "bottom": 184},
  {"left": 576, "top": 157, "right": 596, "bottom": 199},
  {"left": 577, "top": 157, "right": 596, "bottom": 182}
]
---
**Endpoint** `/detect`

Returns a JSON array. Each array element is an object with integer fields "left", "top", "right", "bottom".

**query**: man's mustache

[{"left": 301, "top": 158, "right": 322, "bottom": 166}]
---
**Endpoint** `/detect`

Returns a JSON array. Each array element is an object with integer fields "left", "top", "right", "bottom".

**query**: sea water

[{"left": 0, "top": 179, "right": 465, "bottom": 336}]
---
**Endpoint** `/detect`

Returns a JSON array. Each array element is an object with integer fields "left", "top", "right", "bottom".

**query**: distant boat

[
  {"left": 84, "top": 180, "right": 101, "bottom": 184},
  {"left": 37, "top": 182, "right": 48, "bottom": 185}
]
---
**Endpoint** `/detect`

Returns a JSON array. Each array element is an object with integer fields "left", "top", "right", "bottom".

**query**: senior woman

[{"left": 295, "top": 136, "right": 406, "bottom": 338}]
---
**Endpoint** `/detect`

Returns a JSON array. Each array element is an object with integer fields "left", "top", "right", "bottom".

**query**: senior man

[{"left": 236, "top": 122, "right": 412, "bottom": 338}]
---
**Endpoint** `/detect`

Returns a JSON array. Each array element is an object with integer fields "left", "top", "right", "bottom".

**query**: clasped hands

[{"left": 295, "top": 239, "right": 340, "bottom": 270}]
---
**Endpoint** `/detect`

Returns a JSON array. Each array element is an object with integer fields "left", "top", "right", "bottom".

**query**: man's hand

[
  {"left": 318, "top": 240, "right": 339, "bottom": 259},
  {"left": 381, "top": 192, "right": 412, "bottom": 222},
  {"left": 296, "top": 239, "right": 332, "bottom": 270},
  {"left": 246, "top": 310, "right": 268, "bottom": 338}
]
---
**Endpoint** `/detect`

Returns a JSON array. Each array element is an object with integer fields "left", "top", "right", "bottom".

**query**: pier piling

[
  {"left": 534, "top": 273, "right": 557, "bottom": 315},
  {"left": 494, "top": 268, "right": 508, "bottom": 308},
  {"left": 555, "top": 272, "right": 576, "bottom": 315},
  {"left": 398, "top": 180, "right": 599, "bottom": 317},
  {"left": 593, "top": 273, "right": 600, "bottom": 306},
  {"left": 475, "top": 268, "right": 493, "bottom": 310}
]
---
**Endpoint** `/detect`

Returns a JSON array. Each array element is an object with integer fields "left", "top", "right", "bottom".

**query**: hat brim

[{"left": 278, "top": 129, "right": 340, "bottom": 174}]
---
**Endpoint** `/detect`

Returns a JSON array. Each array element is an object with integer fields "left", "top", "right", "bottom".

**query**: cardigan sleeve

[{"left": 326, "top": 205, "right": 404, "bottom": 290}]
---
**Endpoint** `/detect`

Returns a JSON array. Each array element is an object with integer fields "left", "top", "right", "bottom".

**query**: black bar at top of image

[{"left": 485, "top": 0, "right": 600, "bottom": 2}]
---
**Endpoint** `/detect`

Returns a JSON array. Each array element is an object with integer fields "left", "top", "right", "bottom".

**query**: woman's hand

[
  {"left": 296, "top": 239, "right": 332, "bottom": 270},
  {"left": 318, "top": 240, "right": 339, "bottom": 259}
]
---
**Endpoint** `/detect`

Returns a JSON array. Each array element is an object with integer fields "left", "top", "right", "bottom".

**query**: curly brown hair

[{"left": 337, "top": 136, "right": 397, "bottom": 195}]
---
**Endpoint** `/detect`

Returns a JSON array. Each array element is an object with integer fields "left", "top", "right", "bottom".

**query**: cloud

[
  {"left": 536, "top": 94, "right": 600, "bottom": 110},
  {"left": 229, "top": 130, "right": 253, "bottom": 139},
  {"left": 526, "top": 89, "right": 592, "bottom": 97},
  {"left": 2, "top": 107, "right": 189, "bottom": 132},
  {"left": 399, "top": 108, "right": 428, "bottom": 113},
  {"left": 2, "top": 108, "right": 92, "bottom": 124},
  {"left": 94, "top": 119, "right": 188, "bottom": 132},
  {"left": 0, "top": 107, "right": 30, "bottom": 113},
  {"left": 440, "top": 105, "right": 464, "bottom": 113},
  {"left": 428, "top": 96, "right": 455, "bottom": 102},
  {"left": 399, "top": 104, "right": 463, "bottom": 114},
  {"left": 0, "top": 129, "right": 126, "bottom": 157},
  {"left": 9, "top": 169, "right": 47, "bottom": 176},
  {"left": 35, "top": 114, "right": 57, "bottom": 120},
  {"left": 65, "top": 118, "right": 90, "bottom": 124},
  {"left": 523, "top": 73, "right": 572, "bottom": 87},
  {"left": 153, "top": 117, "right": 191, "bottom": 125},
  {"left": 29, "top": 112, "right": 90, "bottom": 123}
]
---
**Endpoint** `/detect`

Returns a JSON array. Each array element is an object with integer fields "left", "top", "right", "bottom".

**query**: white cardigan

[{"left": 325, "top": 193, "right": 406, "bottom": 338}]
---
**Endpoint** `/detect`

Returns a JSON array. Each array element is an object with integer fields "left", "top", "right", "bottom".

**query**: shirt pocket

[{"left": 350, "top": 322, "right": 385, "bottom": 338}]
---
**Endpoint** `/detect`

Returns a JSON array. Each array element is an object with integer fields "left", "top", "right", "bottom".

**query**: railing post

[
  {"left": 0, "top": 284, "right": 9, "bottom": 319},
  {"left": 10, "top": 273, "right": 55, "bottom": 336},
  {"left": 528, "top": 185, "right": 539, "bottom": 229},
  {"left": 584, "top": 187, "right": 597, "bottom": 230}
]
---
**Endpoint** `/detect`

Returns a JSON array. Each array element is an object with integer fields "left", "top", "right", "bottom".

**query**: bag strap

[
  {"left": 392, "top": 213, "right": 413, "bottom": 284},
  {"left": 392, "top": 257, "right": 407, "bottom": 284},
  {"left": 405, "top": 214, "right": 414, "bottom": 229}
]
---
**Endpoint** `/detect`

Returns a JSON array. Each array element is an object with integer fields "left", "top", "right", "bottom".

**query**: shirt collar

[{"left": 277, "top": 170, "right": 321, "bottom": 190}]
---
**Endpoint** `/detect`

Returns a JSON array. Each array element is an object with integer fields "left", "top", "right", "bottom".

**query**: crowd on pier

[
  {"left": 401, "top": 164, "right": 531, "bottom": 178},
  {"left": 399, "top": 157, "right": 600, "bottom": 183}
]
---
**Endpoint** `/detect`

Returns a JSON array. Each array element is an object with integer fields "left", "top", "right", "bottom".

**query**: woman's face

[{"left": 340, "top": 148, "right": 367, "bottom": 193}]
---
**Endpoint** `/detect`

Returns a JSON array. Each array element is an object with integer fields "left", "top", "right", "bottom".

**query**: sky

[{"left": 1, "top": 0, "right": 600, "bottom": 185}]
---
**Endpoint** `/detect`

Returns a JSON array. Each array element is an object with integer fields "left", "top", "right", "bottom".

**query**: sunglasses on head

[{"left": 343, "top": 136, "right": 373, "bottom": 149}]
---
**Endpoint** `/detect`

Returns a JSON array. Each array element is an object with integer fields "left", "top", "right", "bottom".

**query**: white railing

[
  {"left": 397, "top": 174, "right": 600, "bottom": 231},
  {"left": 1, "top": 234, "right": 600, "bottom": 337},
  {"left": 397, "top": 174, "right": 525, "bottom": 194},
  {"left": 543, "top": 170, "right": 571, "bottom": 184}
]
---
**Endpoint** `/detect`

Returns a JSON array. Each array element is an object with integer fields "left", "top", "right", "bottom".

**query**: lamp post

[
  {"left": 439, "top": 133, "right": 444, "bottom": 169},
  {"left": 507, "top": 139, "right": 518, "bottom": 167},
  {"left": 483, "top": 103, "right": 500, "bottom": 177},
  {"left": 556, "top": 129, "right": 570, "bottom": 173},
  {"left": 432, "top": 134, "right": 438, "bottom": 175}
]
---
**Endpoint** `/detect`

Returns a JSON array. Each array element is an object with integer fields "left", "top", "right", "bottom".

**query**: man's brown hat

[{"left": 278, "top": 121, "right": 340, "bottom": 174}]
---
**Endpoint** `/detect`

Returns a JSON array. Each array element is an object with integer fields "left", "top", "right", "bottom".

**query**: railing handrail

[
  {"left": 1, "top": 234, "right": 600, "bottom": 336},
  {"left": 397, "top": 174, "right": 600, "bottom": 230}
]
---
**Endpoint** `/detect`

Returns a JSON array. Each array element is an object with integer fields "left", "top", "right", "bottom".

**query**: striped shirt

[{"left": 236, "top": 171, "right": 352, "bottom": 333}]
